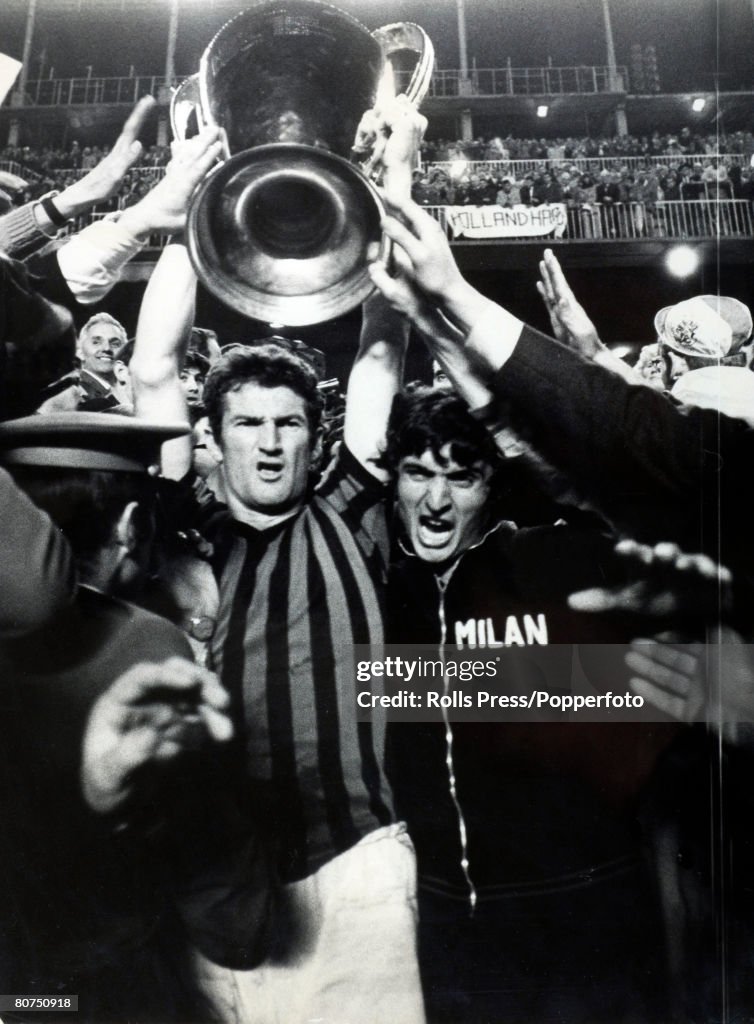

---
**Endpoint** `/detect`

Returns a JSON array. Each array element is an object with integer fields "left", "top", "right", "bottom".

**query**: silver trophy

[{"left": 171, "top": 0, "right": 433, "bottom": 327}]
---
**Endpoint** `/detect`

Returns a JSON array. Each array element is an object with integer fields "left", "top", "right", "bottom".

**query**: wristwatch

[{"left": 36, "top": 190, "right": 70, "bottom": 229}]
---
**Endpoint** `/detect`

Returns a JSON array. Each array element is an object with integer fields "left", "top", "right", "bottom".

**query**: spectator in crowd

[
  {"left": 654, "top": 294, "right": 753, "bottom": 386},
  {"left": 679, "top": 163, "right": 706, "bottom": 204},
  {"left": 77, "top": 312, "right": 132, "bottom": 406},
  {"left": 660, "top": 169, "right": 681, "bottom": 200},
  {"left": 457, "top": 172, "right": 495, "bottom": 205},
  {"left": 411, "top": 169, "right": 442, "bottom": 206},
  {"left": 518, "top": 172, "right": 534, "bottom": 205},
  {"left": 596, "top": 169, "right": 621, "bottom": 235},
  {"left": 38, "top": 312, "right": 132, "bottom": 414},
  {"left": 179, "top": 349, "right": 210, "bottom": 422},
  {"left": 532, "top": 170, "right": 563, "bottom": 205},
  {"left": 495, "top": 176, "right": 521, "bottom": 206}
]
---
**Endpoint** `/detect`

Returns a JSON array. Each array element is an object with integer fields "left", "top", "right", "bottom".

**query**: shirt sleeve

[
  {"left": 157, "top": 473, "right": 232, "bottom": 565},
  {"left": 0, "top": 203, "right": 57, "bottom": 261},
  {"left": 0, "top": 467, "right": 76, "bottom": 636},
  {"left": 56, "top": 215, "right": 147, "bottom": 305},
  {"left": 316, "top": 442, "right": 390, "bottom": 567},
  {"left": 487, "top": 323, "right": 754, "bottom": 576},
  {"left": 464, "top": 300, "right": 525, "bottom": 373}
]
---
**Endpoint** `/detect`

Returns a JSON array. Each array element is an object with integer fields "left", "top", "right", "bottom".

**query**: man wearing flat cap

[
  {"left": 655, "top": 294, "right": 753, "bottom": 386},
  {"left": 0, "top": 412, "right": 278, "bottom": 1022}
]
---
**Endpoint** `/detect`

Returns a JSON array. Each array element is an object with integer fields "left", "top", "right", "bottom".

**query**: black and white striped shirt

[{"left": 184, "top": 444, "right": 394, "bottom": 881}]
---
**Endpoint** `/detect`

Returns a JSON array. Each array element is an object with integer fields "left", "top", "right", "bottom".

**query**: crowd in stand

[
  {"left": 3, "top": 128, "right": 754, "bottom": 223},
  {"left": 0, "top": 141, "right": 171, "bottom": 216},
  {"left": 412, "top": 130, "right": 754, "bottom": 211},
  {"left": 420, "top": 128, "right": 754, "bottom": 163},
  {"left": 0, "top": 140, "right": 171, "bottom": 174},
  {"left": 2, "top": 95, "right": 754, "bottom": 1024},
  {"left": 412, "top": 159, "right": 754, "bottom": 208}
]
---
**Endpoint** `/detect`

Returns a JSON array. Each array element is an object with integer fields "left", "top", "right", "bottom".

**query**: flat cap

[{"left": 0, "top": 412, "right": 190, "bottom": 473}]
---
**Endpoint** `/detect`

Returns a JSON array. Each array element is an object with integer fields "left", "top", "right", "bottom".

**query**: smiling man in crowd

[{"left": 75, "top": 312, "right": 132, "bottom": 407}]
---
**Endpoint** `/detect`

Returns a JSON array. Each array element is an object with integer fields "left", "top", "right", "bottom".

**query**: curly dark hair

[
  {"left": 383, "top": 387, "right": 502, "bottom": 477},
  {"left": 203, "top": 344, "right": 324, "bottom": 444}
]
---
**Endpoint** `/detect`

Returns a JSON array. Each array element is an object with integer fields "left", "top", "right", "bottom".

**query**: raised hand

[
  {"left": 81, "top": 656, "right": 232, "bottom": 813},
  {"left": 568, "top": 538, "right": 749, "bottom": 738},
  {"left": 626, "top": 628, "right": 754, "bottom": 743},
  {"left": 568, "top": 538, "right": 732, "bottom": 620},
  {"left": 55, "top": 95, "right": 156, "bottom": 219},
  {"left": 370, "top": 194, "right": 466, "bottom": 304},
  {"left": 118, "top": 125, "right": 224, "bottom": 238},
  {"left": 536, "top": 248, "right": 602, "bottom": 359},
  {"left": 354, "top": 94, "right": 427, "bottom": 204}
]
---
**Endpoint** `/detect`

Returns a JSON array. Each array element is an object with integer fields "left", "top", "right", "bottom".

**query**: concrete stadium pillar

[
  {"left": 7, "top": 0, "right": 37, "bottom": 147},
  {"left": 460, "top": 108, "right": 474, "bottom": 142},
  {"left": 156, "top": 113, "right": 170, "bottom": 147},
  {"left": 615, "top": 104, "right": 628, "bottom": 136}
]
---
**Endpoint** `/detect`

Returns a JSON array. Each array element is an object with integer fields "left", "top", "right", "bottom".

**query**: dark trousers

[{"left": 417, "top": 860, "right": 667, "bottom": 1024}]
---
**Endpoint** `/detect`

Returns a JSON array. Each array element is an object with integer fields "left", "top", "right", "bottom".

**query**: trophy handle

[
  {"left": 354, "top": 22, "right": 434, "bottom": 180},
  {"left": 170, "top": 73, "right": 205, "bottom": 142},
  {"left": 371, "top": 22, "right": 435, "bottom": 107}
]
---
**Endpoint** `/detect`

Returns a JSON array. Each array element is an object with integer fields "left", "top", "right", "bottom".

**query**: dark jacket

[{"left": 0, "top": 588, "right": 278, "bottom": 1022}]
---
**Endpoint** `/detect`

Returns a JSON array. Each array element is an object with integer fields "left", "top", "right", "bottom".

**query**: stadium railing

[
  {"left": 9, "top": 153, "right": 747, "bottom": 190},
  {"left": 45, "top": 198, "right": 750, "bottom": 249},
  {"left": 398, "top": 66, "right": 627, "bottom": 97},
  {"left": 12, "top": 66, "right": 625, "bottom": 108},
  {"left": 420, "top": 154, "right": 753, "bottom": 178},
  {"left": 19, "top": 76, "right": 167, "bottom": 108}
]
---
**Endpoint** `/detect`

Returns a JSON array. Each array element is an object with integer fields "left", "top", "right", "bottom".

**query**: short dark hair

[
  {"left": 183, "top": 350, "right": 210, "bottom": 376},
  {"left": 10, "top": 467, "right": 154, "bottom": 583},
  {"left": 203, "top": 343, "right": 323, "bottom": 443},
  {"left": 383, "top": 388, "right": 501, "bottom": 478}
]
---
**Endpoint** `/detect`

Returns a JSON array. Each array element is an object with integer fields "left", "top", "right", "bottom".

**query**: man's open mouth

[
  {"left": 257, "top": 461, "right": 284, "bottom": 481},
  {"left": 418, "top": 515, "right": 454, "bottom": 545}
]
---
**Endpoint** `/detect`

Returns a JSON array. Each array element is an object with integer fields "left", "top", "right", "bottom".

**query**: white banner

[
  {"left": 447, "top": 204, "right": 568, "bottom": 240},
  {"left": 0, "top": 53, "right": 22, "bottom": 107}
]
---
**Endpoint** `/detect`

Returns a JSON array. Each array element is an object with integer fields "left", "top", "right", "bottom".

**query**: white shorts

[{"left": 196, "top": 822, "right": 425, "bottom": 1024}]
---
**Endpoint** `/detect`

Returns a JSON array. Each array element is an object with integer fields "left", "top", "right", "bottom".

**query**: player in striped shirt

[{"left": 131, "top": 101, "right": 428, "bottom": 1022}]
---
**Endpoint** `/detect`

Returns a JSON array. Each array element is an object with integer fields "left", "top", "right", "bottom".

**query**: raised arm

[
  {"left": 55, "top": 120, "right": 221, "bottom": 307},
  {"left": 344, "top": 97, "right": 425, "bottom": 479},
  {"left": 130, "top": 243, "right": 196, "bottom": 478},
  {"left": 537, "top": 248, "right": 644, "bottom": 386},
  {"left": 367, "top": 193, "right": 754, "bottom": 576},
  {"left": 344, "top": 292, "right": 409, "bottom": 479},
  {"left": 0, "top": 96, "right": 155, "bottom": 262},
  {"left": 372, "top": 193, "right": 524, "bottom": 353},
  {"left": 129, "top": 129, "right": 223, "bottom": 479}
]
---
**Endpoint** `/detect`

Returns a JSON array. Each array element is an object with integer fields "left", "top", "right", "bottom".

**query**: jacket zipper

[{"left": 437, "top": 569, "right": 478, "bottom": 915}]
